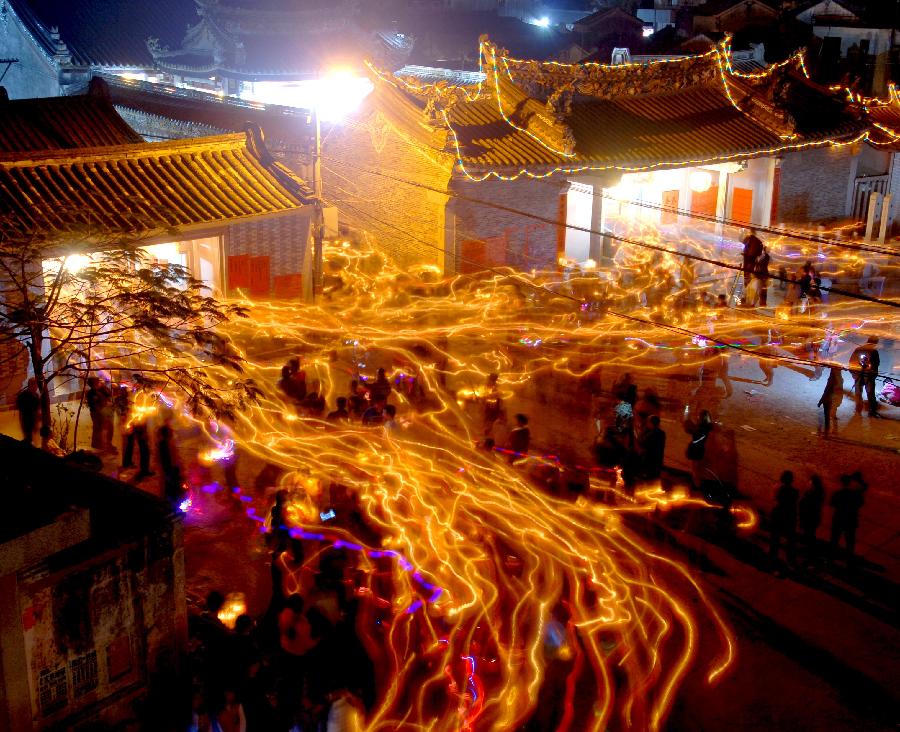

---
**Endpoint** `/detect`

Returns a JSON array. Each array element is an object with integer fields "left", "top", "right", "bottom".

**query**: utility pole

[{"left": 312, "top": 105, "right": 324, "bottom": 300}]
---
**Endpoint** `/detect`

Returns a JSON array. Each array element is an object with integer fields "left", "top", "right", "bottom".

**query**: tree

[{"left": 0, "top": 219, "right": 259, "bottom": 449}]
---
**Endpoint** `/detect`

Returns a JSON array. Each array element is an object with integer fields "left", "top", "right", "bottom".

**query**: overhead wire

[
  {"left": 327, "top": 113, "right": 899, "bottom": 259},
  {"left": 324, "top": 158, "right": 900, "bottom": 310},
  {"left": 329, "top": 194, "right": 893, "bottom": 381}
]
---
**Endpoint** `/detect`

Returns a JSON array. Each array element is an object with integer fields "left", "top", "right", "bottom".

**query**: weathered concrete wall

[{"left": 14, "top": 522, "right": 184, "bottom": 730}]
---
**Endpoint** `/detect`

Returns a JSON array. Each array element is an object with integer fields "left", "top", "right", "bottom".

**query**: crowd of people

[
  {"left": 186, "top": 499, "right": 381, "bottom": 731},
  {"left": 277, "top": 358, "right": 414, "bottom": 432},
  {"left": 592, "top": 373, "right": 668, "bottom": 492},
  {"left": 769, "top": 470, "right": 869, "bottom": 574}
]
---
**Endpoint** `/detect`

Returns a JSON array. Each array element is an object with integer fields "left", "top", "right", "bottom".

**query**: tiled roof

[
  {"left": 103, "top": 76, "right": 314, "bottom": 146},
  {"left": 447, "top": 84, "right": 784, "bottom": 168},
  {"left": 693, "top": 0, "right": 780, "bottom": 18},
  {"left": 867, "top": 102, "right": 900, "bottom": 149},
  {"left": 0, "top": 132, "right": 313, "bottom": 238},
  {"left": 7, "top": 0, "right": 197, "bottom": 68},
  {"left": 380, "top": 40, "right": 864, "bottom": 174},
  {"left": 0, "top": 91, "right": 143, "bottom": 152}
]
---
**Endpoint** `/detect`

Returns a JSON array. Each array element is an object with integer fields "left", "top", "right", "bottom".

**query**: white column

[
  {"left": 878, "top": 193, "right": 892, "bottom": 243},
  {"left": 865, "top": 192, "right": 881, "bottom": 241}
]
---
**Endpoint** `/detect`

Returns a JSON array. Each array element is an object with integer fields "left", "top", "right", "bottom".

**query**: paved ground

[{"left": 2, "top": 308, "right": 898, "bottom": 730}]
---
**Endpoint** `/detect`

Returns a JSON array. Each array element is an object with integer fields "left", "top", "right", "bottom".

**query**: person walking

[
  {"left": 830, "top": 472, "right": 868, "bottom": 565},
  {"left": 798, "top": 474, "right": 825, "bottom": 563},
  {"left": 741, "top": 229, "right": 763, "bottom": 304},
  {"left": 769, "top": 470, "right": 799, "bottom": 570},
  {"left": 757, "top": 331, "right": 779, "bottom": 386},
  {"left": 15, "top": 378, "right": 40, "bottom": 445}
]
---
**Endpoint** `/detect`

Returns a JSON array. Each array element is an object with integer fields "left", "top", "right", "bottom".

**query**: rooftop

[
  {"left": 372, "top": 38, "right": 862, "bottom": 178},
  {"left": 102, "top": 75, "right": 314, "bottom": 146},
  {"left": 0, "top": 435, "right": 173, "bottom": 549},
  {"left": 0, "top": 80, "right": 143, "bottom": 152},
  {"left": 0, "top": 99, "right": 314, "bottom": 239},
  {"left": 7, "top": 0, "right": 198, "bottom": 68}
]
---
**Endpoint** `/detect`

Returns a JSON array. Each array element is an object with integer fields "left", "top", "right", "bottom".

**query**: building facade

[
  {"left": 323, "top": 39, "right": 893, "bottom": 277},
  {"left": 0, "top": 84, "right": 314, "bottom": 404},
  {"left": 0, "top": 435, "right": 185, "bottom": 731}
]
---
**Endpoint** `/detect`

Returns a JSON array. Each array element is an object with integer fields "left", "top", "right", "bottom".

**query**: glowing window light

[
  {"left": 689, "top": 170, "right": 713, "bottom": 193},
  {"left": 63, "top": 254, "right": 93, "bottom": 274}
]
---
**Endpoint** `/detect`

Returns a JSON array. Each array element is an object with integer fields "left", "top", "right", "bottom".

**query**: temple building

[
  {"left": 0, "top": 0, "right": 407, "bottom": 111},
  {"left": 321, "top": 38, "right": 900, "bottom": 274},
  {"left": 0, "top": 80, "right": 315, "bottom": 405}
]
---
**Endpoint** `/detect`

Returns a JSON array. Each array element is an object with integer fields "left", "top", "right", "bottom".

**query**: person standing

[
  {"left": 850, "top": 336, "right": 880, "bottom": 417},
  {"left": 86, "top": 377, "right": 105, "bottom": 449},
  {"left": 157, "top": 422, "right": 184, "bottom": 507},
  {"left": 769, "top": 470, "right": 799, "bottom": 569},
  {"left": 368, "top": 368, "right": 392, "bottom": 404},
  {"left": 751, "top": 245, "right": 770, "bottom": 307},
  {"left": 817, "top": 365, "right": 844, "bottom": 435},
  {"left": 482, "top": 372, "right": 504, "bottom": 439},
  {"left": 119, "top": 386, "right": 153, "bottom": 477},
  {"left": 684, "top": 408, "right": 713, "bottom": 489},
  {"left": 798, "top": 474, "right": 825, "bottom": 563},
  {"left": 326, "top": 397, "right": 350, "bottom": 422},
  {"left": 382, "top": 404, "right": 399, "bottom": 433},
  {"left": 640, "top": 415, "right": 666, "bottom": 481},
  {"left": 741, "top": 229, "right": 763, "bottom": 304},
  {"left": 15, "top": 378, "right": 40, "bottom": 445},
  {"left": 829, "top": 473, "right": 867, "bottom": 564},
  {"left": 347, "top": 380, "right": 366, "bottom": 419}
]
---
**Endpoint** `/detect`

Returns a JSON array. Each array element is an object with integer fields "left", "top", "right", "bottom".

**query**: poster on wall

[{"left": 20, "top": 557, "right": 140, "bottom": 726}]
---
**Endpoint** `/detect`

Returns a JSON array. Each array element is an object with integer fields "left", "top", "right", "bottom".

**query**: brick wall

[
  {"left": 450, "top": 176, "right": 568, "bottom": 272},
  {"left": 225, "top": 210, "right": 313, "bottom": 300},
  {"left": 322, "top": 109, "right": 454, "bottom": 270},
  {"left": 777, "top": 144, "right": 859, "bottom": 224}
]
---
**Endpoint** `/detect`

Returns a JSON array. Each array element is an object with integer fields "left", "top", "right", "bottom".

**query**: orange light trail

[{"left": 152, "top": 237, "right": 891, "bottom": 729}]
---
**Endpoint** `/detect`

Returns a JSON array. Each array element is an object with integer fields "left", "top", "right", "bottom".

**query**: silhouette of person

[
  {"left": 798, "top": 474, "right": 825, "bottom": 561},
  {"left": 770, "top": 470, "right": 799, "bottom": 569},
  {"left": 830, "top": 472, "right": 867, "bottom": 564}
]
